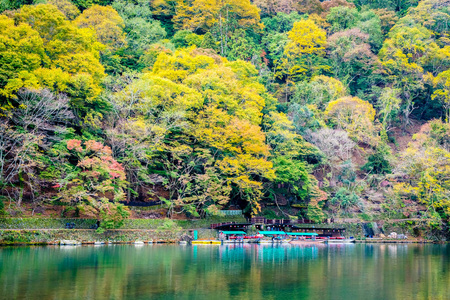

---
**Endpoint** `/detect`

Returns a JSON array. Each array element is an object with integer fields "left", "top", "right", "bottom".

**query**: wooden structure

[
  {"left": 210, "top": 222, "right": 252, "bottom": 231},
  {"left": 291, "top": 227, "right": 346, "bottom": 238},
  {"left": 211, "top": 217, "right": 346, "bottom": 238}
]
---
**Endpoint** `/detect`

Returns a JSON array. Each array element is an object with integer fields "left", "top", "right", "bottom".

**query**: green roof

[
  {"left": 258, "top": 231, "right": 286, "bottom": 235},
  {"left": 287, "top": 232, "right": 318, "bottom": 236},
  {"left": 220, "top": 231, "right": 246, "bottom": 235}
]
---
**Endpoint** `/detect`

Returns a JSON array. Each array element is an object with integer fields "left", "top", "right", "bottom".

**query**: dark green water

[{"left": 0, "top": 244, "right": 449, "bottom": 299}]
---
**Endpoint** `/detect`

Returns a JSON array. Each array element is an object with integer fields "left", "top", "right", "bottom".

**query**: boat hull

[
  {"left": 257, "top": 239, "right": 291, "bottom": 244},
  {"left": 290, "top": 240, "right": 324, "bottom": 245},
  {"left": 191, "top": 240, "right": 221, "bottom": 245},
  {"left": 325, "top": 239, "right": 355, "bottom": 244}
]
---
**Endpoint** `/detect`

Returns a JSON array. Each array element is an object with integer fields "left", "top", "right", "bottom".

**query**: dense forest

[{"left": 0, "top": 0, "right": 449, "bottom": 230}]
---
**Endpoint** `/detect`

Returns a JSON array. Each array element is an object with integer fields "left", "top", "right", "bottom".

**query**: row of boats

[{"left": 191, "top": 231, "right": 355, "bottom": 245}]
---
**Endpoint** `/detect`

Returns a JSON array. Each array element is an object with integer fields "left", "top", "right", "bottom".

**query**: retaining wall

[{"left": 0, "top": 229, "right": 217, "bottom": 245}]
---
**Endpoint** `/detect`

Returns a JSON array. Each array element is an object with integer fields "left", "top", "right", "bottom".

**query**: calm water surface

[{"left": 0, "top": 243, "right": 449, "bottom": 300}]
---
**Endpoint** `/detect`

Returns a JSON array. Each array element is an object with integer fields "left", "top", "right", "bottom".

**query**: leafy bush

[
  {"left": 330, "top": 188, "right": 360, "bottom": 211},
  {"left": 362, "top": 145, "right": 392, "bottom": 174},
  {"left": 171, "top": 30, "right": 202, "bottom": 48},
  {"left": 261, "top": 209, "right": 279, "bottom": 219},
  {"left": 360, "top": 213, "right": 372, "bottom": 221}
]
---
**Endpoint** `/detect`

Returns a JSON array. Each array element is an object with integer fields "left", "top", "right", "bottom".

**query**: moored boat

[
  {"left": 325, "top": 238, "right": 355, "bottom": 244},
  {"left": 191, "top": 240, "right": 222, "bottom": 245},
  {"left": 256, "top": 231, "right": 291, "bottom": 244},
  {"left": 256, "top": 238, "right": 291, "bottom": 244},
  {"left": 290, "top": 240, "right": 324, "bottom": 245}
]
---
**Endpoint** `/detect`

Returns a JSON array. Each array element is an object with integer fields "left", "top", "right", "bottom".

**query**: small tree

[
  {"left": 200, "top": 32, "right": 219, "bottom": 52},
  {"left": 330, "top": 187, "right": 360, "bottom": 212}
]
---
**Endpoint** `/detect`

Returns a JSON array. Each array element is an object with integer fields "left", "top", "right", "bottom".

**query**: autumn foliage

[
  {"left": 1, "top": 0, "right": 450, "bottom": 233},
  {"left": 60, "top": 139, "right": 129, "bottom": 228}
]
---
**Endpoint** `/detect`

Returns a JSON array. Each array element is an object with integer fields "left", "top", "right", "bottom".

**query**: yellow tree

[
  {"left": 112, "top": 47, "right": 278, "bottom": 215},
  {"left": 47, "top": 0, "right": 80, "bottom": 20},
  {"left": 1, "top": 4, "right": 105, "bottom": 123},
  {"left": 13, "top": 4, "right": 66, "bottom": 42},
  {"left": 74, "top": 5, "right": 127, "bottom": 51},
  {"left": 278, "top": 18, "right": 328, "bottom": 81},
  {"left": 431, "top": 70, "right": 450, "bottom": 122},
  {"left": 193, "top": 106, "right": 275, "bottom": 214},
  {"left": 284, "top": 19, "right": 327, "bottom": 57},
  {"left": 173, "top": 0, "right": 262, "bottom": 33},
  {"left": 0, "top": 16, "right": 47, "bottom": 101},
  {"left": 172, "top": 0, "right": 262, "bottom": 56},
  {"left": 325, "top": 96, "right": 378, "bottom": 145}
]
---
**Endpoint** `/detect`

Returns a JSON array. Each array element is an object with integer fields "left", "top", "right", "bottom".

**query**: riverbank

[
  {"left": 0, "top": 217, "right": 234, "bottom": 245},
  {"left": 0, "top": 217, "right": 446, "bottom": 245},
  {"left": 354, "top": 239, "right": 435, "bottom": 244}
]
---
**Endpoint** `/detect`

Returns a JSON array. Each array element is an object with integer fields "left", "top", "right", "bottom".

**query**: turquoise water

[{"left": 0, "top": 244, "right": 449, "bottom": 299}]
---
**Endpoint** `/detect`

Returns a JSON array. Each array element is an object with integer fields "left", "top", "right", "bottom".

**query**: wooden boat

[{"left": 191, "top": 240, "right": 221, "bottom": 245}]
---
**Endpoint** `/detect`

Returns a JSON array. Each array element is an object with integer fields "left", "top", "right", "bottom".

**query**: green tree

[
  {"left": 226, "top": 29, "right": 259, "bottom": 61},
  {"left": 112, "top": 0, "right": 166, "bottom": 54},
  {"left": 326, "top": 6, "right": 359, "bottom": 33},
  {"left": 200, "top": 32, "right": 219, "bottom": 51},
  {"left": 330, "top": 187, "right": 360, "bottom": 212}
]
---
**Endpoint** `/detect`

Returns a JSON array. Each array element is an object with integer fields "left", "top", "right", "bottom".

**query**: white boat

[
  {"left": 257, "top": 239, "right": 291, "bottom": 244},
  {"left": 290, "top": 240, "right": 324, "bottom": 245},
  {"left": 325, "top": 238, "right": 355, "bottom": 244},
  {"left": 222, "top": 240, "right": 243, "bottom": 244}
]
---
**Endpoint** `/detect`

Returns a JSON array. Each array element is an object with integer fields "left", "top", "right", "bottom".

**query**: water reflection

[{"left": 0, "top": 244, "right": 449, "bottom": 299}]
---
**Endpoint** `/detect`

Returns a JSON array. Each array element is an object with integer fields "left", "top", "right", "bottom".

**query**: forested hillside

[{"left": 0, "top": 0, "right": 449, "bottom": 231}]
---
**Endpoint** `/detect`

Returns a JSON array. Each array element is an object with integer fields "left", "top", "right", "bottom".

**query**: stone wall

[
  {"left": 0, "top": 229, "right": 217, "bottom": 245},
  {"left": 0, "top": 217, "right": 246, "bottom": 230}
]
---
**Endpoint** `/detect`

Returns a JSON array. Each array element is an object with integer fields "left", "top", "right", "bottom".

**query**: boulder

[{"left": 398, "top": 234, "right": 407, "bottom": 239}]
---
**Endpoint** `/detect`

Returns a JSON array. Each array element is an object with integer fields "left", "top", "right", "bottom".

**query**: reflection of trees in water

[{"left": 0, "top": 245, "right": 449, "bottom": 299}]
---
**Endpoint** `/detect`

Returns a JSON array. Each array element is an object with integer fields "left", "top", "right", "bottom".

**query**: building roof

[
  {"left": 287, "top": 232, "right": 318, "bottom": 236},
  {"left": 220, "top": 231, "right": 247, "bottom": 235},
  {"left": 258, "top": 231, "right": 286, "bottom": 235}
]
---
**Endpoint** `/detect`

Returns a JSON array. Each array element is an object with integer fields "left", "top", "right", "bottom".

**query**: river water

[{"left": 0, "top": 243, "right": 449, "bottom": 299}]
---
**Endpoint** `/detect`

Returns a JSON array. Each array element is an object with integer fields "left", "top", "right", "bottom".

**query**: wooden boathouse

[{"left": 211, "top": 217, "right": 346, "bottom": 238}]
